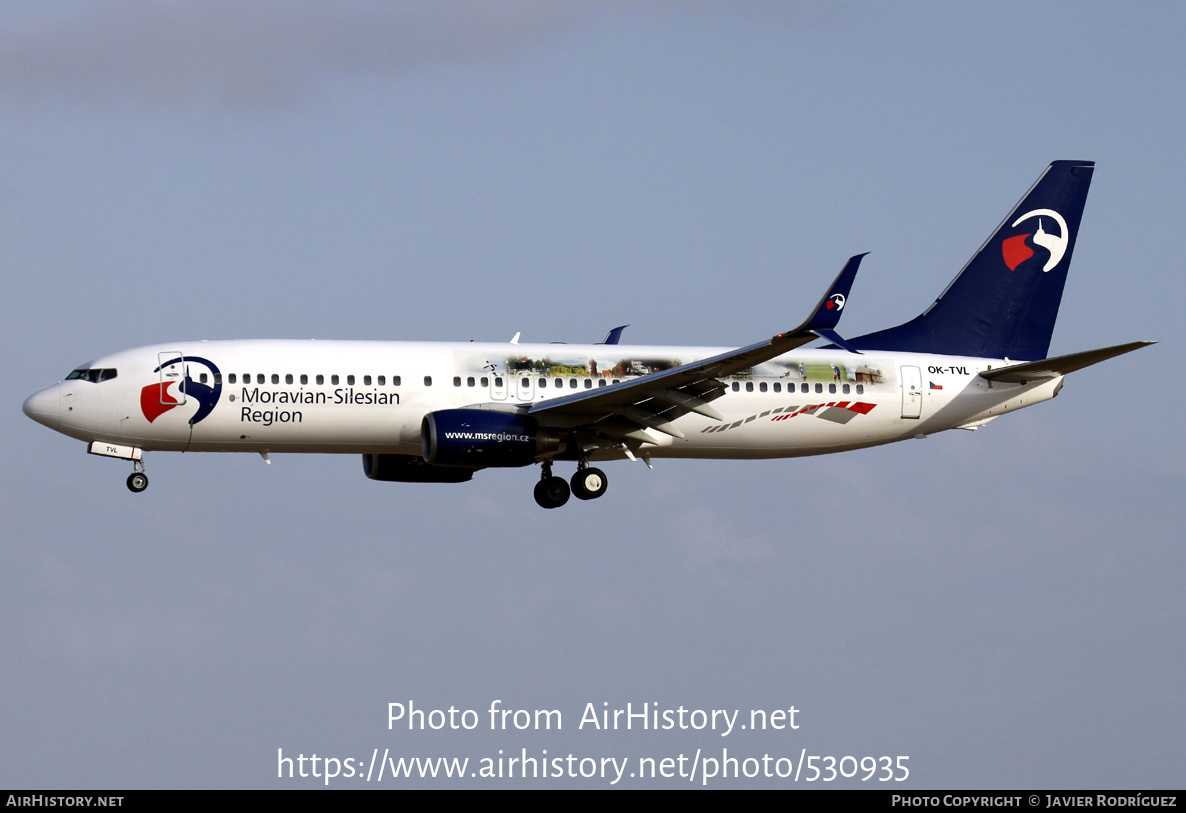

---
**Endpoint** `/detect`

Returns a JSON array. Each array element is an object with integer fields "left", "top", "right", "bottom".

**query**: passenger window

[
  {"left": 347, "top": 375, "right": 355, "bottom": 385},
  {"left": 300, "top": 374, "right": 308, "bottom": 385},
  {"left": 842, "top": 384, "right": 850, "bottom": 394},
  {"left": 746, "top": 382, "right": 754, "bottom": 392},
  {"left": 286, "top": 374, "right": 293, "bottom": 385},
  {"left": 493, "top": 377, "right": 502, "bottom": 387},
  {"left": 829, "top": 383, "right": 836, "bottom": 394},
  {"left": 521, "top": 377, "right": 529, "bottom": 387},
  {"left": 480, "top": 376, "right": 489, "bottom": 387},
  {"left": 229, "top": 373, "right": 237, "bottom": 384},
  {"left": 539, "top": 379, "right": 548, "bottom": 388},
  {"left": 316, "top": 375, "right": 324, "bottom": 385},
  {"left": 584, "top": 379, "right": 592, "bottom": 389},
  {"left": 856, "top": 384, "right": 864, "bottom": 394},
  {"left": 377, "top": 376, "right": 385, "bottom": 386},
  {"left": 257, "top": 374, "right": 265, "bottom": 384},
  {"left": 467, "top": 377, "right": 475, "bottom": 387},
  {"left": 570, "top": 379, "right": 577, "bottom": 389},
  {"left": 331, "top": 375, "right": 339, "bottom": 385},
  {"left": 393, "top": 376, "right": 401, "bottom": 386},
  {"left": 455, "top": 377, "right": 463, "bottom": 387},
  {"left": 364, "top": 375, "right": 372, "bottom": 386},
  {"left": 773, "top": 382, "right": 781, "bottom": 393},
  {"left": 598, "top": 379, "right": 607, "bottom": 387},
  {"left": 732, "top": 381, "right": 740, "bottom": 392},
  {"left": 759, "top": 382, "right": 767, "bottom": 392},
  {"left": 801, "top": 383, "right": 809, "bottom": 393},
  {"left": 200, "top": 373, "right": 208, "bottom": 384},
  {"left": 815, "top": 383, "right": 823, "bottom": 393},
  {"left": 424, "top": 376, "right": 432, "bottom": 387}
]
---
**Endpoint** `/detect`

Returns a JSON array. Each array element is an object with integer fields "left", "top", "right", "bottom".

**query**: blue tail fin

[{"left": 851, "top": 160, "right": 1095, "bottom": 360}]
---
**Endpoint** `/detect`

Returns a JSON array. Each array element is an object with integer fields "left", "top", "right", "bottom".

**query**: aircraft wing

[
  {"left": 528, "top": 254, "right": 866, "bottom": 447},
  {"left": 979, "top": 341, "right": 1155, "bottom": 384}
]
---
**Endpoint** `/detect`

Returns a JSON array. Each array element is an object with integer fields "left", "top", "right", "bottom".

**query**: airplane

[{"left": 22, "top": 160, "right": 1153, "bottom": 509}]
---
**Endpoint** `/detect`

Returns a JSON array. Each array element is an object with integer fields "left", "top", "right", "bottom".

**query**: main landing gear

[
  {"left": 533, "top": 460, "right": 608, "bottom": 509},
  {"left": 571, "top": 465, "right": 607, "bottom": 501}
]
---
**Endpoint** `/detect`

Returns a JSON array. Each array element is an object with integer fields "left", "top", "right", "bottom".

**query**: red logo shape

[
  {"left": 1002, "top": 233, "right": 1033, "bottom": 270},
  {"left": 140, "top": 382, "right": 179, "bottom": 423}
]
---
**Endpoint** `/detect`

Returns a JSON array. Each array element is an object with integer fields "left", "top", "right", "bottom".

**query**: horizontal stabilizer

[{"left": 979, "top": 341, "right": 1155, "bottom": 383}]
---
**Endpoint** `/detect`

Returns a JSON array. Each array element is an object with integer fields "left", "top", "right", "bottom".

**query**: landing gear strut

[{"left": 533, "top": 461, "right": 570, "bottom": 509}]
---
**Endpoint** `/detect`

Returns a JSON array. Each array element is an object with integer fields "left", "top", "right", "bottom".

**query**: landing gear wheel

[
  {"left": 571, "top": 467, "right": 608, "bottom": 500},
  {"left": 127, "top": 472, "right": 149, "bottom": 493},
  {"left": 533, "top": 476, "right": 570, "bottom": 509}
]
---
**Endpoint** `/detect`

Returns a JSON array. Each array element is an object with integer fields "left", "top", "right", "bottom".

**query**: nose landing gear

[
  {"left": 126, "top": 459, "right": 148, "bottom": 493},
  {"left": 86, "top": 442, "right": 149, "bottom": 493}
]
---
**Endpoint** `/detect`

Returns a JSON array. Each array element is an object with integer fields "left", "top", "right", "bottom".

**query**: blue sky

[{"left": 2, "top": 1, "right": 1182, "bottom": 788}]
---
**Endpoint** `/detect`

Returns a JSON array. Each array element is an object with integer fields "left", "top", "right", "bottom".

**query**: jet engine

[
  {"left": 421, "top": 409, "right": 560, "bottom": 468},
  {"left": 361, "top": 453, "right": 476, "bottom": 483}
]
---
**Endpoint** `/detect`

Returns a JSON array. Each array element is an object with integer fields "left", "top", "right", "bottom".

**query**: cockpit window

[{"left": 65, "top": 368, "right": 118, "bottom": 383}]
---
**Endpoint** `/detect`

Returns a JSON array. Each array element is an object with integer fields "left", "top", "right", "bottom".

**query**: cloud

[{"left": 0, "top": 0, "right": 622, "bottom": 110}]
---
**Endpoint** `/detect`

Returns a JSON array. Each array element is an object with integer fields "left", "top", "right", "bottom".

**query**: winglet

[
  {"left": 599, "top": 325, "right": 629, "bottom": 345},
  {"left": 802, "top": 253, "right": 866, "bottom": 333}
]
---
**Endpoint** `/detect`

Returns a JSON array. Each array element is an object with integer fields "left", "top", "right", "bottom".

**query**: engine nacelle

[
  {"left": 422, "top": 409, "right": 560, "bottom": 468},
  {"left": 361, "top": 453, "right": 476, "bottom": 483}
]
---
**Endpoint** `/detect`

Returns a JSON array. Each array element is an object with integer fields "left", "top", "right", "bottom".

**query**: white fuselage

[{"left": 23, "top": 339, "right": 1061, "bottom": 461}]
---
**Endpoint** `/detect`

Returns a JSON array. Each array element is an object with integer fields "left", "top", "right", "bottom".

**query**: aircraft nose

[{"left": 22, "top": 384, "right": 61, "bottom": 430}]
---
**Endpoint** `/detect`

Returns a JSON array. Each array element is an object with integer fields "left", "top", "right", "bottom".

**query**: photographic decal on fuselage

[
  {"left": 766, "top": 360, "right": 884, "bottom": 384},
  {"left": 501, "top": 354, "right": 683, "bottom": 380},
  {"left": 140, "top": 356, "right": 222, "bottom": 426}
]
